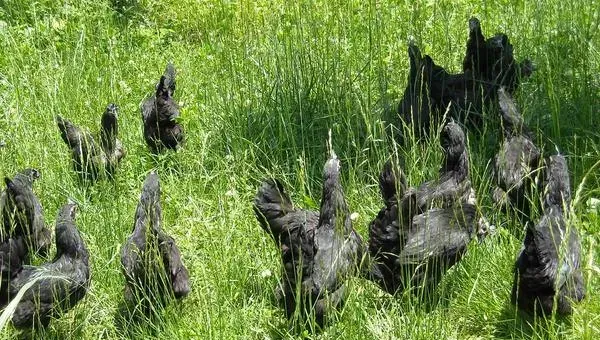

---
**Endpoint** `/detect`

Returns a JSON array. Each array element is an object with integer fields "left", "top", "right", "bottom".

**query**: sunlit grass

[{"left": 0, "top": 0, "right": 598, "bottom": 338}]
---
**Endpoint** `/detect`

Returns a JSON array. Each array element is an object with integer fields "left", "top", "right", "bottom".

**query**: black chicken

[
  {"left": 367, "top": 160, "right": 414, "bottom": 293},
  {"left": 462, "top": 17, "right": 534, "bottom": 94},
  {"left": 0, "top": 237, "right": 27, "bottom": 306},
  {"left": 398, "top": 43, "right": 460, "bottom": 139},
  {"left": 141, "top": 63, "right": 185, "bottom": 153},
  {"left": 462, "top": 17, "right": 486, "bottom": 77},
  {"left": 397, "top": 42, "right": 489, "bottom": 137},
  {"left": 0, "top": 168, "right": 51, "bottom": 256},
  {"left": 368, "top": 160, "right": 481, "bottom": 295},
  {"left": 398, "top": 202, "right": 479, "bottom": 294},
  {"left": 512, "top": 154, "right": 585, "bottom": 315},
  {"left": 8, "top": 203, "right": 90, "bottom": 328},
  {"left": 254, "top": 178, "right": 318, "bottom": 319},
  {"left": 254, "top": 149, "right": 363, "bottom": 326},
  {"left": 121, "top": 172, "right": 190, "bottom": 313},
  {"left": 493, "top": 88, "right": 541, "bottom": 221},
  {"left": 397, "top": 18, "right": 533, "bottom": 138},
  {"left": 412, "top": 120, "right": 474, "bottom": 212},
  {"left": 369, "top": 121, "right": 490, "bottom": 294},
  {"left": 56, "top": 103, "right": 126, "bottom": 182}
]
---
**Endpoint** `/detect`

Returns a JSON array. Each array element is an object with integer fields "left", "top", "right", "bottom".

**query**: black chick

[
  {"left": 57, "top": 103, "right": 126, "bottom": 181},
  {"left": 438, "top": 71, "right": 491, "bottom": 132},
  {"left": 412, "top": 120, "right": 474, "bottom": 212},
  {"left": 254, "top": 149, "right": 363, "bottom": 326},
  {"left": 121, "top": 172, "right": 190, "bottom": 312},
  {"left": 141, "top": 63, "right": 185, "bottom": 153},
  {"left": 512, "top": 154, "right": 585, "bottom": 315},
  {"left": 9, "top": 203, "right": 90, "bottom": 328},
  {"left": 0, "top": 169, "right": 51, "bottom": 256},
  {"left": 493, "top": 88, "right": 541, "bottom": 221}
]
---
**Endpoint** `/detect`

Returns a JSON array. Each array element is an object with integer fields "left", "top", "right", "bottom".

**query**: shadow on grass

[
  {"left": 232, "top": 272, "right": 331, "bottom": 338},
  {"left": 114, "top": 299, "right": 169, "bottom": 339},
  {"left": 113, "top": 284, "right": 185, "bottom": 339},
  {"left": 140, "top": 151, "right": 186, "bottom": 177},
  {"left": 494, "top": 302, "right": 573, "bottom": 339},
  {"left": 2, "top": 305, "right": 90, "bottom": 340}
]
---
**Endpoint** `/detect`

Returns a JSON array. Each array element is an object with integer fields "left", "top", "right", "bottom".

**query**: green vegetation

[{"left": 0, "top": 0, "right": 598, "bottom": 338}]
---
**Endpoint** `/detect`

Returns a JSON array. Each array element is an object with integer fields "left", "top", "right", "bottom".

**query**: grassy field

[{"left": 0, "top": 0, "right": 599, "bottom": 338}]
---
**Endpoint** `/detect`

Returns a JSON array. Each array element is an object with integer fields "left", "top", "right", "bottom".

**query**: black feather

[
  {"left": 56, "top": 104, "right": 125, "bottom": 182},
  {"left": 9, "top": 203, "right": 90, "bottom": 328},
  {"left": 0, "top": 169, "right": 51, "bottom": 256},
  {"left": 254, "top": 153, "right": 363, "bottom": 326},
  {"left": 512, "top": 154, "right": 585, "bottom": 316},
  {"left": 142, "top": 63, "right": 185, "bottom": 153},
  {"left": 493, "top": 88, "right": 541, "bottom": 222},
  {"left": 397, "top": 18, "right": 533, "bottom": 138},
  {"left": 368, "top": 122, "right": 488, "bottom": 295},
  {"left": 121, "top": 172, "right": 190, "bottom": 314}
]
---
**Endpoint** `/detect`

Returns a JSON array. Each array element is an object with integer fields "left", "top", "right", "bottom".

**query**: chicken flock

[{"left": 0, "top": 17, "right": 586, "bottom": 332}]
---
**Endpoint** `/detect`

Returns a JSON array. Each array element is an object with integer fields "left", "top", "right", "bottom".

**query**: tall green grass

[{"left": 0, "top": 0, "right": 598, "bottom": 338}]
